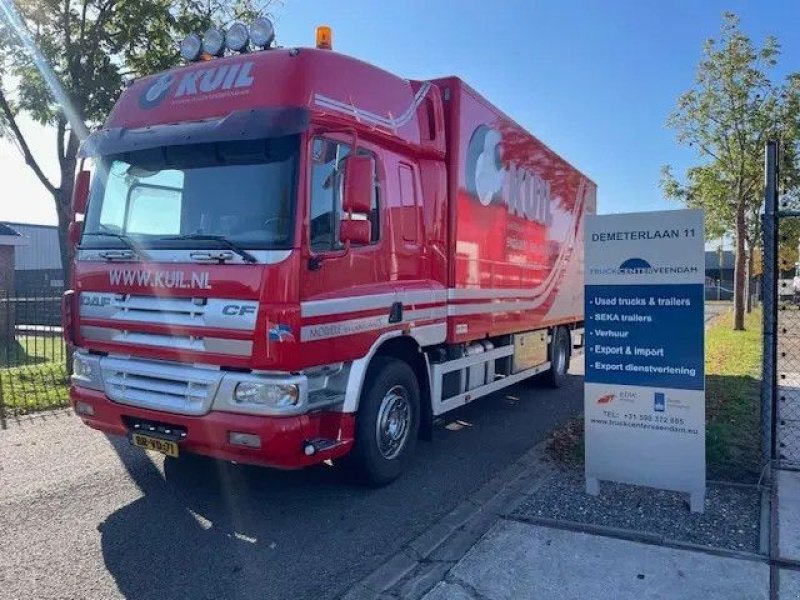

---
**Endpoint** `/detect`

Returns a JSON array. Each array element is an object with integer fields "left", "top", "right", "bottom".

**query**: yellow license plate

[{"left": 130, "top": 433, "right": 179, "bottom": 458}]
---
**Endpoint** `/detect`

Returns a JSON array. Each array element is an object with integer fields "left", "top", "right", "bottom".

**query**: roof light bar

[
  {"left": 250, "top": 17, "right": 275, "bottom": 48},
  {"left": 202, "top": 27, "right": 225, "bottom": 57},
  {"left": 180, "top": 33, "right": 203, "bottom": 61},
  {"left": 226, "top": 22, "right": 249, "bottom": 52}
]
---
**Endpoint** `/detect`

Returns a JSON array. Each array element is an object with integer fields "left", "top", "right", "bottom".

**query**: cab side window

[{"left": 309, "top": 138, "right": 380, "bottom": 251}]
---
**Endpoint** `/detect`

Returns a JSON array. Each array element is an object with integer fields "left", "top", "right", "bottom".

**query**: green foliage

[
  {"left": 661, "top": 12, "right": 800, "bottom": 329},
  {"left": 661, "top": 12, "right": 799, "bottom": 223},
  {"left": 0, "top": 333, "right": 69, "bottom": 415}
]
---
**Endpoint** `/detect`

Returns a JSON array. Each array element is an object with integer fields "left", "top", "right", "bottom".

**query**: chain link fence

[
  {"left": 0, "top": 290, "right": 69, "bottom": 428},
  {"left": 777, "top": 204, "right": 800, "bottom": 468}
]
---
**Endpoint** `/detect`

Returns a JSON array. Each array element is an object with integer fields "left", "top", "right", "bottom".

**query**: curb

[{"left": 341, "top": 440, "right": 555, "bottom": 600}]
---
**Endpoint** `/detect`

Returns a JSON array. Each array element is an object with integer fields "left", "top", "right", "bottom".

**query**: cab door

[{"left": 299, "top": 134, "right": 389, "bottom": 350}]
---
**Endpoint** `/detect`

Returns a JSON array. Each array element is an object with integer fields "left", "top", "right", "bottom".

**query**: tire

[
  {"left": 544, "top": 327, "right": 570, "bottom": 388},
  {"left": 346, "top": 357, "right": 420, "bottom": 486}
]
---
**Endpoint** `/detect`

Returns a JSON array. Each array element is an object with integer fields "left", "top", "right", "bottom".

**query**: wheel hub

[{"left": 376, "top": 385, "right": 411, "bottom": 460}]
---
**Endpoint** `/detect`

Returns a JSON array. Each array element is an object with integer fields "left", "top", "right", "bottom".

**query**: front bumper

[{"left": 71, "top": 387, "right": 355, "bottom": 469}]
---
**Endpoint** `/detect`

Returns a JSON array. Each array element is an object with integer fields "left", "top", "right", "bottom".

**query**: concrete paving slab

[
  {"left": 780, "top": 569, "right": 800, "bottom": 600},
  {"left": 778, "top": 470, "right": 800, "bottom": 561},
  {"left": 422, "top": 582, "right": 475, "bottom": 600},
  {"left": 447, "top": 520, "right": 769, "bottom": 600},
  {"left": 778, "top": 422, "right": 800, "bottom": 463}
]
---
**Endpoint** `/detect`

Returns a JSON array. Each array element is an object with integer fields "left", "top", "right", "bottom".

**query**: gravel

[{"left": 513, "top": 468, "right": 762, "bottom": 553}]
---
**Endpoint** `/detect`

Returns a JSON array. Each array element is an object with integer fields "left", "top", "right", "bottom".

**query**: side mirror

[
  {"left": 340, "top": 219, "right": 371, "bottom": 246},
  {"left": 72, "top": 170, "right": 91, "bottom": 215},
  {"left": 342, "top": 154, "right": 373, "bottom": 214}
]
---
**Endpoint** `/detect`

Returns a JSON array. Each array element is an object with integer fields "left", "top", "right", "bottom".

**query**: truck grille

[
  {"left": 79, "top": 292, "right": 258, "bottom": 357},
  {"left": 100, "top": 356, "right": 222, "bottom": 415},
  {"left": 79, "top": 292, "right": 258, "bottom": 330}
]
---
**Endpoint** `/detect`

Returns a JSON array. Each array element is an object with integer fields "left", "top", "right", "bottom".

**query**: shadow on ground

[
  {"left": 101, "top": 436, "right": 353, "bottom": 600},
  {"left": 98, "top": 373, "right": 583, "bottom": 600},
  {"left": 705, "top": 373, "right": 762, "bottom": 483}
]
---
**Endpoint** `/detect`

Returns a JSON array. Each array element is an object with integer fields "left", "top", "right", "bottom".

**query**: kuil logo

[
  {"left": 465, "top": 125, "right": 552, "bottom": 226},
  {"left": 139, "top": 61, "right": 256, "bottom": 109},
  {"left": 139, "top": 74, "right": 175, "bottom": 109}
]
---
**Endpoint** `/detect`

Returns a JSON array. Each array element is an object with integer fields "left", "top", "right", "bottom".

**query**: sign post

[{"left": 584, "top": 209, "right": 706, "bottom": 513}]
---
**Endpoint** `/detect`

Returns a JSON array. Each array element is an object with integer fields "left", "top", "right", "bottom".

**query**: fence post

[
  {"left": 0, "top": 372, "right": 5, "bottom": 430},
  {"left": 761, "top": 140, "right": 779, "bottom": 471},
  {"left": 0, "top": 292, "right": 6, "bottom": 430}
]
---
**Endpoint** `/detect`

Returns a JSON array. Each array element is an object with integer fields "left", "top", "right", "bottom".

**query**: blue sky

[{"left": 1, "top": 0, "right": 798, "bottom": 230}]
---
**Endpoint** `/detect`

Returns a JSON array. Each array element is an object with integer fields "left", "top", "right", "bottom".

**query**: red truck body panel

[{"left": 433, "top": 77, "right": 596, "bottom": 344}]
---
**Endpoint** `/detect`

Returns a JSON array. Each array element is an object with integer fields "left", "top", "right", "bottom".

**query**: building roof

[
  {"left": 0, "top": 222, "right": 21, "bottom": 237},
  {"left": 0, "top": 222, "right": 26, "bottom": 246},
  {"left": 0, "top": 222, "right": 59, "bottom": 268}
]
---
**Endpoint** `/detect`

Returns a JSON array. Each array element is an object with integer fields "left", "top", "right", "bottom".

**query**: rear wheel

[
  {"left": 544, "top": 327, "right": 570, "bottom": 388},
  {"left": 346, "top": 357, "right": 420, "bottom": 485}
]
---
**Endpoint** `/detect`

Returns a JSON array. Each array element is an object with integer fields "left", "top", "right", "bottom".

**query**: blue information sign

[{"left": 583, "top": 209, "right": 706, "bottom": 513}]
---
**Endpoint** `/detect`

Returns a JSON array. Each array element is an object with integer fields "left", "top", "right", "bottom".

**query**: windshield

[{"left": 82, "top": 136, "right": 298, "bottom": 250}]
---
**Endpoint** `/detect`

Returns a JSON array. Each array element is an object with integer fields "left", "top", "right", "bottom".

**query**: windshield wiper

[
  {"left": 82, "top": 231, "right": 149, "bottom": 261},
  {"left": 163, "top": 234, "right": 258, "bottom": 264}
]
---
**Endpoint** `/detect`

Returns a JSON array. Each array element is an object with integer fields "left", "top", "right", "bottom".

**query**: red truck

[{"left": 66, "top": 22, "right": 596, "bottom": 484}]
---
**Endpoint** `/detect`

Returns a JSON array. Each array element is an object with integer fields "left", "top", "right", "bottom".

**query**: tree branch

[{"left": 0, "top": 88, "right": 57, "bottom": 195}]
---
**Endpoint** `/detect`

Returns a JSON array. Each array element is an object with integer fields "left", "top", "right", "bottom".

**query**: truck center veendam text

[{"left": 65, "top": 21, "right": 597, "bottom": 484}]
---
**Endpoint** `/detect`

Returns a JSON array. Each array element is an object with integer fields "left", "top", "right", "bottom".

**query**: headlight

[
  {"left": 73, "top": 354, "right": 93, "bottom": 379},
  {"left": 234, "top": 382, "right": 299, "bottom": 407}
]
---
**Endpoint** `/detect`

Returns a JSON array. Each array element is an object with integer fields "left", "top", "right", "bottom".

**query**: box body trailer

[{"left": 66, "top": 30, "right": 595, "bottom": 483}]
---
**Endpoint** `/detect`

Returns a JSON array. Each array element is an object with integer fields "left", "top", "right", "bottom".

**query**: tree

[
  {"left": 0, "top": 0, "right": 276, "bottom": 286},
  {"left": 661, "top": 12, "right": 799, "bottom": 330}
]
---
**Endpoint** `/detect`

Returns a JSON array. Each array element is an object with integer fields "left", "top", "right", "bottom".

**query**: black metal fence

[
  {"left": 0, "top": 290, "right": 69, "bottom": 427},
  {"left": 763, "top": 140, "right": 800, "bottom": 471}
]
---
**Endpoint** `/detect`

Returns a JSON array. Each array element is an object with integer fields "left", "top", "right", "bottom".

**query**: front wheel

[
  {"left": 544, "top": 327, "right": 570, "bottom": 388},
  {"left": 346, "top": 357, "right": 420, "bottom": 486}
]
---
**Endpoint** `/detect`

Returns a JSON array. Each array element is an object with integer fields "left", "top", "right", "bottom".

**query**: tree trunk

[
  {"left": 746, "top": 245, "right": 754, "bottom": 313},
  {"left": 55, "top": 133, "right": 79, "bottom": 377},
  {"left": 733, "top": 202, "right": 747, "bottom": 330}
]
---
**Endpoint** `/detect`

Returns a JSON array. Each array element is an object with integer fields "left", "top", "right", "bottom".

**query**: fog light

[
  {"left": 303, "top": 442, "right": 316, "bottom": 456},
  {"left": 229, "top": 432, "right": 261, "bottom": 448},
  {"left": 75, "top": 401, "right": 95, "bottom": 416}
]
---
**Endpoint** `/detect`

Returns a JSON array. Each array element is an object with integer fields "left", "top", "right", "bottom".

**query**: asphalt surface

[{"left": 0, "top": 361, "right": 584, "bottom": 600}]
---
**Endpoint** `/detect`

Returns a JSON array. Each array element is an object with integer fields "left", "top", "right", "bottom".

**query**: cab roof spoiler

[{"left": 79, "top": 106, "right": 310, "bottom": 158}]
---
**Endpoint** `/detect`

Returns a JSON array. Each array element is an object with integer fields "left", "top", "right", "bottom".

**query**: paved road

[{"left": 0, "top": 362, "right": 583, "bottom": 600}]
